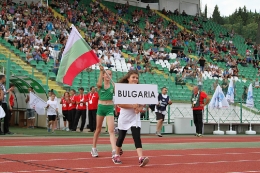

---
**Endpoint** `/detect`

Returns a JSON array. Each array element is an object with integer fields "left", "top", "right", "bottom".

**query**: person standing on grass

[
  {"left": 8, "top": 84, "right": 15, "bottom": 126},
  {"left": 0, "top": 74, "right": 12, "bottom": 135},
  {"left": 68, "top": 89, "right": 77, "bottom": 131},
  {"left": 191, "top": 86, "right": 210, "bottom": 137},
  {"left": 113, "top": 70, "right": 149, "bottom": 167},
  {"left": 46, "top": 93, "right": 59, "bottom": 133},
  {"left": 86, "top": 86, "right": 99, "bottom": 132},
  {"left": 155, "top": 87, "right": 172, "bottom": 137},
  {"left": 25, "top": 87, "right": 35, "bottom": 129},
  {"left": 73, "top": 87, "right": 87, "bottom": 132},
  {"left": 48, "top": 89, "right": 58, "bottom": 129},
  {"left": 60, "top": 92, "right": 70, "bottom": 131},
  {"left": 91, "top": 65, "right": 120, "bottom": 158}
]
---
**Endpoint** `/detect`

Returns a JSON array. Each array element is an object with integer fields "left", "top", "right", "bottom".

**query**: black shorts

[
  {"left": 48, "top": 115, "right": 56, "bottom": 121},
  {"left": 62, "top": 110, "right": 69, "bottom": 121},
  {"left": 156, "top": 112, "right": 165, "bottom": 121}
]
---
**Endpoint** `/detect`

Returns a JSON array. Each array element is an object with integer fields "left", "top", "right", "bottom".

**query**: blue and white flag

[
  {"left": 226, "top": 79, "right": 234, "bottom": 103},
  {"left": 208, "top": 85, "right": 229, "bottom": 109},
  {"left": 246, "top": 83, "right": 254, "bottom": 107}
]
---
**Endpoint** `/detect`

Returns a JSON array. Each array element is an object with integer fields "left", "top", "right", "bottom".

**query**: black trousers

[
  {"left": 88, "top": 109, "right": 97, "bottom": 131},
  {"left": 73, "top": 109, "right": 86, "bottom": 131},
  {"left": 116, "top": 127, "right": 142, "bottom": 148},
  {"left": 68, "top": 109, "right": 76, "bottom": 130},
  {"left": 193, "top": 110, "right": 203, "bottom": 134},
  {"left": 2, "top": 103, "right": 10, "bottom": 133}
]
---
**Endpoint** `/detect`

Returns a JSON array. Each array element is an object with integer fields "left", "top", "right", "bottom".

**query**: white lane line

[
  {"left": 1, "top": 151, "right": 260, "bottom": 164},
  {"left": 2, "top": 159, "right": 260, "bottom": 173}
]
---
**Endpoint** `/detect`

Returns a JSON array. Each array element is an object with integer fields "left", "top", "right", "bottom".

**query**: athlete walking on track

[
  {"left": 155, "top": 87, "right": 172, "bottom": 137},
  {"left": 113, "top": 70, "right": 149, "bottom": 167},
  {"left": 91, "top": 65, "right": 122, "bottom": 158}
]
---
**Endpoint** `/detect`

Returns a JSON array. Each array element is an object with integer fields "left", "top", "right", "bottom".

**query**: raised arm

[{"left": 97, "top": 64, "right": 104, "bottom": 89}]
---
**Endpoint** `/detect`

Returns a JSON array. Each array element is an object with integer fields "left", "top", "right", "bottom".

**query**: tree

[
  {"left": 204, "top": 5, "right": 207, "bottom": 18},
  {"left": 256, "top": 17, "right": 260, "bottom": 44},
  {"left": 212, "top": 5, "right": 223, "bottom": 24}
]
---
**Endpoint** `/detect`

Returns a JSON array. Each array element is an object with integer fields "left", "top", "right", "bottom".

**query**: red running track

[
  {"left": 0, "top": 148, "right": 260, "bottom": 173},
  {"left": 1, "top": 136, "right": 260, "bottom": 146}
]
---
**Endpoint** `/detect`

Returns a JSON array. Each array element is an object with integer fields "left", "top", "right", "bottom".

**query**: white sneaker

[
  {"left": 155, "top": 131, "right": 163, "bottom": 137},
  {"left": 91, "top": 148, "right": 98, "bottom": 157},
  {"left": 62, "top": 127, "right": 66, "bottom": 131}
]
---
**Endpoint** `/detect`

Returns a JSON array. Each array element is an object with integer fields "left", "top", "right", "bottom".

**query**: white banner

[
  {"left": 226, "top": 79, "right": 234, "bottom": 103},
  {"left": 114, "top": 83, "right": 158, "bottom": 104},
  {"left": 208, "top": 85, "right": 229, "bottom": 109},
  {"left": 246, "top": 83, "right": 254, "bottom": 107},
  {"left": 29, "top": 92, "right": 56, "bottom": 115}
]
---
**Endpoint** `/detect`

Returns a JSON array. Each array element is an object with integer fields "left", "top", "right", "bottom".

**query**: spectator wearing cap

[{"left": 73, "top": 87, "right": 87, "bottom": 132}]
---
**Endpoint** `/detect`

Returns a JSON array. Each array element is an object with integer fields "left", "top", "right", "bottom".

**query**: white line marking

[
  {"left": 34, "top": 170, "right": 49, "bottom": 172},
  {"left": 1, "top": 151, "right": 260, "bottom": 164}
]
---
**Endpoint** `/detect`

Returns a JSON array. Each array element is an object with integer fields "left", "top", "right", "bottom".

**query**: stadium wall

[
  {"left": 104, "top": 0, "right": 159, "bottom": 10},
  {"left": 159, "top": 0, "right": 200, "bottom": 15}
]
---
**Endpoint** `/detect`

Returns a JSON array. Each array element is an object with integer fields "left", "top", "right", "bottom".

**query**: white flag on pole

[
  {"left": 29, "top": 92, "right": 56, "bottom": 115},
  {"left": 208, "top": 85, "right": 229, "bottom": 109},
  {"left": 246, "top": 83, "right": 254, "bottom": 107},
  {"left": 226, "top": 79, "right": 234, "bottom": 103}
]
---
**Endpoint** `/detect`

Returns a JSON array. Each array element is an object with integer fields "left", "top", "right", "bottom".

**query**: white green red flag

[{"left": 56, "top": 26, "right": 99, "bottom": 85}]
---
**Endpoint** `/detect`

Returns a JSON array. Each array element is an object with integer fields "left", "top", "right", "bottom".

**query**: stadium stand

[{"left": 0, "top": 0, "right": 259, "bottom": 108}]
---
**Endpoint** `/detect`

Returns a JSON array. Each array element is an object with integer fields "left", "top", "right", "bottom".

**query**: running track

[{"left": 0, "top": 136, "right": 260, "bottom": 173}]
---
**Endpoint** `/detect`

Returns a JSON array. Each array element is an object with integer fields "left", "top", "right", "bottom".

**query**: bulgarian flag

[{"left": 56, "top": 25, "right": 99, "bottom": 85}]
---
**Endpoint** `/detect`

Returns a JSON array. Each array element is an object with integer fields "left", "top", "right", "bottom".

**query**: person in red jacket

[
  {"left": 86, "top": 86, "right": 99, "bottom": 132},
  {"left": 73, "top": 87, "right": 87, "bottom": 132},
  {"left": 68, "top": 89, "right": 77, "bottom": 131},
  {"left": 60, "top": 92, "right": 70, "bottom": 131}
]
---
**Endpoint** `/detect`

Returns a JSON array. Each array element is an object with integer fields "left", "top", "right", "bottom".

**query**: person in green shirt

[{"left": 91, "top": 65, "right": 122, "bottom": 158}]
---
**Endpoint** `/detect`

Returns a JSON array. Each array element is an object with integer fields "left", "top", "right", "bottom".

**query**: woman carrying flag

[{"left": 91, "top": 65, "right": 120, "bottom": 158}]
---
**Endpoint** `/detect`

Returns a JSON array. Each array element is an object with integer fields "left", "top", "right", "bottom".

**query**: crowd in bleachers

[{"left": 2, "top": 0, "right": 260, "bottom": 102}]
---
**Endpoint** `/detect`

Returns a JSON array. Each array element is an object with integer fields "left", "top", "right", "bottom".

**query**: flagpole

[
  {"left": 245, "top": 107, "right": 256, "bottom": 135},
  {"left": 245, "top": 83, "right": 256, "bottom": 135}
]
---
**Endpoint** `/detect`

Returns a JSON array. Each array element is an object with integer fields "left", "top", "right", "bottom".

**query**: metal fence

[{"left": 145, "top": 102, "right": 260, "bottom": 124}]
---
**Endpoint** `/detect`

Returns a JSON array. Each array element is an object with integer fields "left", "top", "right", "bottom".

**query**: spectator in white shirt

[
  {"left": 113, "top": 48, "right": 124, "bottom": 60},
  {"left": 106, "top": 55, "right": 114, "bottom": 68}
]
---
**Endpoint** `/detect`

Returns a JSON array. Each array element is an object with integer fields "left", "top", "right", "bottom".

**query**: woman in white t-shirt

[
  {"left": 46, "top": 94, "right": 58, "bottom": 133},
  {"left": 112, "top": 70, "right": 149, "bottom": 167}
]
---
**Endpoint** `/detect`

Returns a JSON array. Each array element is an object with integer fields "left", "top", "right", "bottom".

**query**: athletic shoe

[
  {"left": 155, "top": 131, "right": 162, "bottom": 137},
  {"left": 197, "top": 134, "right": 203, "bottom": 137},
  {"left": 62, "top": 127, "right": 66, "bottom": 131},
  {"left": 139, "top": 157, "right": 149, "bottom": 167},
  {"left": 66, "top": 127, "right": 70, "bottom": 131},
  {"left": 112, "top": 155, "right": 122, "bottom": 164},
  {"left": 91, "top": 148, "right": 98, "bottom": 157},
  {"left": 112, "top": 149, "right": 123, "bottom": 158},
  {"left": 194, "top": 133, "right": 198, "bottom": 137},
  {"left": 47, "top": 128, "right": 51, "bottom": 132}
]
